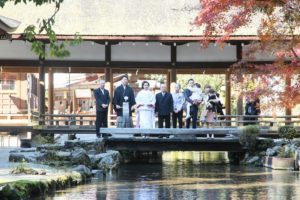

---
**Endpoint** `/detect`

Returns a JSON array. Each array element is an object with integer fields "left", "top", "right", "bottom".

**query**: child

[
  {"left": 185, "top": 83, "right": 202, "bottom": 119},
  {"left": 206, "top": 89, "right": 218, "bottom": 128}
]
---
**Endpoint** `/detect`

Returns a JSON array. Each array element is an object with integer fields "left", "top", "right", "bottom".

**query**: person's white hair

[{"left": 175, "top": 83, "right": 181, "bottom": 88}]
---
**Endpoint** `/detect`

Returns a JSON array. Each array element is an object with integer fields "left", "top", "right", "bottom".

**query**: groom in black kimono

[{"left": 112, "top": 75, "right": 136, "bottom": 127}]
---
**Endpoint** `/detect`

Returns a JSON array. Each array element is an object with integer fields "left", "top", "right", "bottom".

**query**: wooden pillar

[
  {"left": 169, "top": 69, "right": 176, "bottom": 93},
  {"left": 236, "top": 44, "right": 243, "bottom": 120},
  {"left": 225, "top": 70, "right": 231, "bottom": 115},
  {"left": 48, "top": 68, "right": 54, "bottom": 125},
  {"left": 38, "top": 45, "right": 45, "bottom": 124},
  {"left": 285, "top": 76, "right": 292, "bottom": 125},
  {"left": 105, "top": 41, "right": 113, "bottom": 116},
  {"left": 166, "top": 70, "right": 171, "bottom": 92},
  {"left": 225, "top": 70, "right": 231, "bottom": 126},
  {"left": 169, "top": 43, "right": 177, "bottom": 93},
  {"left": 104, "top": 67, "right": 113, "bottom": 115}
]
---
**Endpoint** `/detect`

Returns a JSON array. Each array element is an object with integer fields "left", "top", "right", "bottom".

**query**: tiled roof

[{"left": 1, "top": 0, "right": 298, "bottom": 37}]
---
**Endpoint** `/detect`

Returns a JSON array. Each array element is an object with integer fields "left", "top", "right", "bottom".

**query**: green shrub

[
  {"left": 32, "top": 134, "right": 54, "bottom": 146},
  {"left": 278, "top": 126, "right": 297, "bottom": 143},
  {"left": 239, "top": 125, "right": 260, "bottom": 154},
  {"left": 277, "top": 146, "right": 294, "bottom": 158},
  {"left": 256, "top": 138, "right": 275, "bottom": 152}
]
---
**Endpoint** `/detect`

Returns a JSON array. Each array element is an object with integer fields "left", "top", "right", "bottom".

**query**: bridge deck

[
  {"left": 104, "top": 137, "right": 245, "bottom": 152},
  {"left": 1, "top": 126, "right": 300, "bottom": 139}
]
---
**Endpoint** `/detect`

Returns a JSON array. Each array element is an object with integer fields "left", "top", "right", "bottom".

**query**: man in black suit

[
  {"left": 184, "top": 79, "right": 201, "bottom": 129},
  {"left": 94, "top": 80, "right": 110, "bottom": 138},
  {"left": 155, "top": 83, "right": 173, "bottom": 128}
]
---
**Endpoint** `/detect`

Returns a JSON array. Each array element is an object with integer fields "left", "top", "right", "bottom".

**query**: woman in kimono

[{"left": 135, "top": 81, "right": 156, "bottom": 128}]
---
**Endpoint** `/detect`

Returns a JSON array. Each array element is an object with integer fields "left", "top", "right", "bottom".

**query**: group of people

[{"left": 94, "top": 75, "right": 225, "bottom": 137}]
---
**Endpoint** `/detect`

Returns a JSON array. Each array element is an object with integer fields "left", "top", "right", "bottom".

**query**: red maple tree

[{"left": 194, "top": 0, "right": 300, "bottom": 110}]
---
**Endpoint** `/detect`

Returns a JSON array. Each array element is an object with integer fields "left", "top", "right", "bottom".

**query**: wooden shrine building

[{"left": 0, "top": 0, "right": 289, "bottom": 119}]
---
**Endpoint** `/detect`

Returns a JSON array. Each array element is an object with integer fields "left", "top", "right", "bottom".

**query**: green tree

[{"left": 0, "top": 0, "right": 81, "bottom": 58}]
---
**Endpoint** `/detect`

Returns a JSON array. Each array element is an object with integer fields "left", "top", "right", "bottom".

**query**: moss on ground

[{"left": 0, "top": 172, "right": 89, "bottom": 200}]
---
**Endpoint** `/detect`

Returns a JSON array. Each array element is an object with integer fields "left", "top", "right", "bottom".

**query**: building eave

[{"left": 10, "top": 34, "right": 261, "bottom": 42}]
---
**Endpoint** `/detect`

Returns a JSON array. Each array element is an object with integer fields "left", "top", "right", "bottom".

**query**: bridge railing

[
  {"left": 37, "top": 114, "right": 119, "bottom": 127},
  {"left": 35, "top": 113, "right": 300, "bottom": 128},
  {"left": 216, "top": 115, "right": 300, "bottom": 127}
]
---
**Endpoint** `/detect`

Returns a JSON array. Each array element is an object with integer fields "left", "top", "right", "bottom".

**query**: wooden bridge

[
  {"left": 100, "top": 128, "right": 241, "bottom": 151},
  {"left": 0, "top": 113, "right": 299, "bottom": 151}
]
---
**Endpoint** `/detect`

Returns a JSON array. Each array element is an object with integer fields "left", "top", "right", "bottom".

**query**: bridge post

[{"left": 228, "top": 152, "right": 246, "bottom": 164}]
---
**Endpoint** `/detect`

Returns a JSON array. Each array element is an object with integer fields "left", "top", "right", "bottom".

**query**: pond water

[{"left": 47, "top": 152, "right": 300, "bottom": 200}]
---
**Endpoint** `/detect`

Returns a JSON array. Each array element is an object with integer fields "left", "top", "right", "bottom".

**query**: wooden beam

[
  {"left": 10, "top": 34, "right": 261, "bottom": 42},
  {"left": 176, "top": 68, "right": 227, "bottom": 74},
  {"left": 105, "top": 41, "right": 111, "bottom": 66},
  {"left": 46, "top": 67, "right": 104, "bottom": 73},
  {"left": 1, "top": 67, "right": 38, "bottom": 73},
  {"left": 104, "top": 138, "right": 244, "bottom": 152},
  {"left": 112, "top": 68, "right": 168, "bottom": 74},
  {"left": 0, "top": 59, "right": 280, "bottom": 68},
  {"left": 100, "top": 127, "right": 238, "bottom": 135}
]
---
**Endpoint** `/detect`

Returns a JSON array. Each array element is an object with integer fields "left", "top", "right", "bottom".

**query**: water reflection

[
  {"left": 162, "top": 151, "right": 228, "bottom": 164},
  {"left": 48, "top": 152, "right": 300, "bottom": 200}
]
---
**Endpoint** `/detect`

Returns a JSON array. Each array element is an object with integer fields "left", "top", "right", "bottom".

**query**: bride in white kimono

[{"left": 135, "top": 81, "right": 156, "bottom": 128}]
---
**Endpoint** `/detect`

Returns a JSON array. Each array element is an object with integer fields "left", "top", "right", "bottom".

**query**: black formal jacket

[
  {"left": 94, "top": 88, "right": 110, "bottom": 112},
  {"left": 155, "top": 92, "right": 173, "bottom": 116},
  {"left": 183, "top": 89, "right": 193, "bottom": 104},
  {"left": 112, "top": 85, "right": 136, "bottom": 116}
]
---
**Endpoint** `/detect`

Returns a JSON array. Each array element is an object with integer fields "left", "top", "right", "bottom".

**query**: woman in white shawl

[{"left": 135, "top": 81, "right": 156, "bottom": 128}]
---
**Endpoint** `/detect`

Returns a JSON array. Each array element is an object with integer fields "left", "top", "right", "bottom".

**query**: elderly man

[
  {"left": 155, "top": 83, "right": 173, "bottom": 128},
  {"left": 172, "top": 83, "right": 185, "bottom": 128},
  {"left": 94, "top": 80, "right": 110, "bottom": 138}
]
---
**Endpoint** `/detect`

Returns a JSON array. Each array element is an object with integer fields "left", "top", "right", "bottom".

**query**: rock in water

[
  {"left": 72, "top": 165, "right": 92, "bottom": 177},
  {"left": 266, "top": 148, "right": 276, "bottom": 156},
  {"left": 10, "top": 167, "right": 39, "bottom": 175},
  {"left": 97, "top": 151, "right": 120, "bottom": 171},
  {"left": 246, "top": 156, "right": 260, "bottom": 164},
  {"left": 71, "top": 149, "right": 91, "bottom": 166}
]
